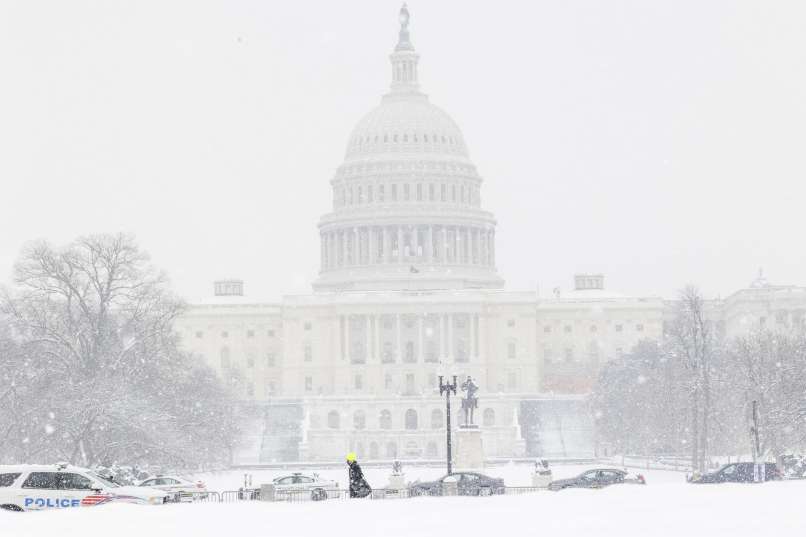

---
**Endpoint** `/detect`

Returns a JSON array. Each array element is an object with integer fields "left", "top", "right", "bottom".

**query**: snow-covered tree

[{"left": 0, "top": 233, "right": 238, "bottom": 467}]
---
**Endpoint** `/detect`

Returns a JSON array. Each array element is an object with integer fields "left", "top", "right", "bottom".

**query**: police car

[
  {"left": 271, "top": 472, "right": 339, "bottom": 501},
  {"left": 0, "top": 463, "right": 174, "bottom": 512},
  {"left": 138, "top": 475, "right": 208, "bottom": 501}
]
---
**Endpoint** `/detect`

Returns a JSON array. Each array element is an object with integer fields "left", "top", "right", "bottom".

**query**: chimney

[
  {"left": 214, "top": 279, "right": 244, "bottom": 297},
  {"left": 574, "top": 274, "right": 604, "bottom": 291}
]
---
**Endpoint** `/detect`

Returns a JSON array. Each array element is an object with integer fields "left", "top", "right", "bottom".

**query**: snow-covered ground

[{"left": 3, "top": 464, "right": 805, "bottom": 537}]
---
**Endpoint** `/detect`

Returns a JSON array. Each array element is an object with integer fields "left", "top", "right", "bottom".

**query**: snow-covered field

[{"left": 3, "top": 464, "right": 805, "bottom": 537}]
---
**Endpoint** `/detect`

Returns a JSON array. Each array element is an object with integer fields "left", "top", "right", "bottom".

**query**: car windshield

[{"left": 89, "top": 472, "right": 119, "bottom": 488}]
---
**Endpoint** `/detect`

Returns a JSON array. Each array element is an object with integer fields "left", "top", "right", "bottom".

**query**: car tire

[
  {"left": 311, "top": 488, "right": 327, "bottom": 501},
  {"left": 478, "top": 487, "right": 492, "bottom": 496},
  {"left": 1, "top": 504, "right": 23, "bottom": 512}
]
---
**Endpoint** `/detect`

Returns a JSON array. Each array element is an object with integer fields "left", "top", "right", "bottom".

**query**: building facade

[{"left": 175, "top": 8, "right": 806, "bottom": 464}]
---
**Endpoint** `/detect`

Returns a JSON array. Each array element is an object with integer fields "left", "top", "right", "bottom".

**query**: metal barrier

[{"left": 183, "top": 485, "right": 545, "bottom": 505}]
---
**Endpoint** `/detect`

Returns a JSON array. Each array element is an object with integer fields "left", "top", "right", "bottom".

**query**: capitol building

[{"left": 175, "top": 7, "right": 806, "bottom": 464}]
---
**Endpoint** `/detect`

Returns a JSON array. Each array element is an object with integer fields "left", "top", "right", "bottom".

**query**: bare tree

[{"left": 0, "top": 233, "right": 238, "bottom": 467}]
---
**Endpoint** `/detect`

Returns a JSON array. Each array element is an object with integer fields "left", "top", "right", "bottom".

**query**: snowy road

[{"left": 3, "top": 465, "right": 805, "bottom": 537}]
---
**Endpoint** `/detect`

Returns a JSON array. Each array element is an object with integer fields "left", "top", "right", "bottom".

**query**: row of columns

[
  {"left": 321, "top": 225, "right": 495, "bottom": 270},
  {"left": 339, "top": 313, "right": 481, "bottom": 364}
]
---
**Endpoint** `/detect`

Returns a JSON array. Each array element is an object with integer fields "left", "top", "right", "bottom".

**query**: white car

[
  {"left": 0, "top": 463, "right": 173, "bottom": 512},
  {"left": 138, "top": 475, "right": 208, "bottom": 501},
  {"left": 271, "top": 472, "right": 338, "bottom": 501}
]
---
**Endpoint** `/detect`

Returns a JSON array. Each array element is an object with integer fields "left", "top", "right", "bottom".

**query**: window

[
  {"left": 544, "top": 347, "right": 553, "bottom": 364},
  {"left": 353, "top": 410, "right": 366, "bottom": 430},
  {"left": 431, "top": 409, "right": 443, "bottom": 429},
  {"left": 386, "top": 442, "right": 398, "bottom": 458},
  {"left": 404, "top": 341, "right": 416, "bottom": 363},
  {"left": 246, "top": 382, "right": 254, "bottom": 397},
  {"left": 266, "top": 381, "right": 276, "bottom": 396},
  {"left": 247, "top": 356, "right": 255, "bottom": 368},
  {"left": 354, "top": 374, "right": 363, "bottom": 390},
  {"left": 426, "top": 442, "right": 438, "bottom": 458},
  {"left": 416, "top": 184, "right": 422, "bottom": 201},
  {"left": 615, "top": 324, "right": 623, "bottom": 332},
  {"left": 328, "top": 410, "right": 340, "bottom": 429},
  {"left": 590, "top": 325, "right": 598, "bottom": 333},
  {"left": 368, "top": 185, "right": 373, "bottom": 202},
  {"left": 507, "top": 371, "right": 518, "bottom": 391},
  {"left": 564, "top": 326, "right": 572, "bottom": 334},
  {"left": 391, "top": 184, "right": 397, "bottom": 201},
  {"left": 441, "top": 184, "right": 446, "bottom": 201},
  {"left": 22, "top": 472, "right": 58, "bottom": 489},
  {"left": 404, "top": 183, "right": 410, "bottom": 201},
  {"left": 304, "top": 322, "right": 312, "bottom": 331},
  {"left": 266, "top": 353, "right": 275, "bottom": 367},
  {"left": 267, "top": 329, "right": 275, "bottom": 337},
  {"left": 507, "top": 341, "right": 516, "bottom": 360},
  {"left": 636, "top": 324, "right": 644, "bottom": 332},
  {"left": 0, "top": 473, "right": 21, "bottom": 487},
  {"left": 543, "top": 326, "right": 551, "bottom": 333},
  {"left": 247, "top": 330, "right": 255, "bottom": 338},
  {"left": 195, "top": 331, "right": 203, "bottom": 338},
  {"left": 59, "top": 473, "right": 94, "bottom": 490},
  {"left": 564, "top": 348, "right": 574, "bottom": 362},
  {"left": 429, "top": 184, "right": 435, "bottom": 200},
  {"left": 483, "top": 408, "right": 495, "bottom": 427},
  {"left": 304, "top": 344, "right": 312, "bottom": 362},
  {"left": 405, "top": 409, "right": 418, "bottom": 430},
  {"left": 384, "top": 373, "right": 393, "bottom": 390},
  {"left": 305, "top": 376, "right": 313, "bottom": 392},
  {"left": 405, "top": 373, "right": 415, "bottom": 394},
  {"left": 379, "top": 409, "right": 392, "bottom": 430},
  {"left": 221, "top": 331, "right": 229, "bottom": 338},
  {"left": 507, "top": 319, "right": 516, "bottom": 327},
  {"left": 370, "top": 442, "right": 379, "bottom": 460},
  {"left": 379, "top": 184, "right": 385, "bottom": 201},
  {"left": 220, "top": 347, "right": 230, "bottom": 369}
]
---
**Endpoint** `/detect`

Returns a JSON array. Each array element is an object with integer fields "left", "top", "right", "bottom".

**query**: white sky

[{"left": 1, "top": 0, "right": 804, "bottom": 302}]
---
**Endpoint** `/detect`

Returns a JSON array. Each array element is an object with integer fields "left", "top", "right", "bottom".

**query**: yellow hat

[{"left": 346, "top": 452, "right": 357, "bottom": 462}]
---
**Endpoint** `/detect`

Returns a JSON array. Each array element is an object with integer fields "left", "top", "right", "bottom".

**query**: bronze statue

[{"left": 460, "top": 376, "right": 479, "bottom": 427}]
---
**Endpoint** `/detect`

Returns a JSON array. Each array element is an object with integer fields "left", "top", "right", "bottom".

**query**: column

[
  {"left": 473, "top": 314, "right": 480, "bottom": 358},
  {"left": 341, "top": 230, "right": 348, "bottom": 267},
  {"left": 412, "top": 225, "right": 420, "bottom": 261},
  {"left": 490, "top": 230, "right": 496, "bottom": 267},
  {"left": 418, "top": 315, "right": 424, "bottom": 362},
  {"left": 345, "top": 315, "right": 351, "bottom": 362},
  {"left": 397, "top": 226, "right": 404, "bottom": 263},
  {"left": 440, "top": 315, "right": 447, "bottom": 360},
  {"left": 396, "top": 314, "right": 402, "bottom": 362},
  {"left": 447, "top": 314, "right": 454, "bottom": 363},
  {"left": 368, "top": 227, "right": 376, "bottom": 265},
  {"left": 382, "top": 226, "right": 392, "bottom": 263},
  {"left": 365, "top": 315, "right": 371, "bottom": 363},
  {"left": 374, "top": 316, "right": 381, "bottom": 359},
  {"left": 427, "top": 225, "right": 434, "bottom": 263},
  {"left": 340, "top": 315, "right": 346, "bottom": 360},
  {"left": 354, "top": 228, "right": 361, "bottom": 265},
  {"left": 442, "top": 226, "right": 448, "bottom": 264}
]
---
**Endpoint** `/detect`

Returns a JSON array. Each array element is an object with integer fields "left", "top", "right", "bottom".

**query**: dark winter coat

[{"left": 348, "top": 461, "right": 372, "bottom": 498}]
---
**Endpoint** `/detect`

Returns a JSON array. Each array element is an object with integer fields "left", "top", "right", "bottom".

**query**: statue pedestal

[
  {"left": 388, "top": 473, "right": 406, "bottom": 490},
  {"left": 454, "top": 426, "right": 484, "bottom": 471}
]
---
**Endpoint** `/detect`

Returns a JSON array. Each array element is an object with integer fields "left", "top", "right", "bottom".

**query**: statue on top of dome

[{"left": 396, "top": 3, "right": 414, "bottom": 52}]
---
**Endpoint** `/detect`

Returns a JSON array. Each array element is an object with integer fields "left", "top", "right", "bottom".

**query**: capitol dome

[
  {"left": 313, "top": 5, "right": 504, "bottom": 293},
  {"left": 344, "top": 95, "right": 470, "bottom": 161}
]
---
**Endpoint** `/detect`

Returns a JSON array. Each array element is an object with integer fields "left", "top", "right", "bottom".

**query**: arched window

[
  {"left": 353, "top": 410, "right": 366, "bottom": 430},
  {"left": 369, "top": 442, "right": 379, "bottom": 460},
  {"left": 426, "top": 442, "right": 438, "bottom": 458},
  {"left": 327, "top": 410, "right": 340, "bottom": 430},
  {"left": 386, "top": 442, "right": 398, "bottom": 459},
  {"left": 431, "top": 409, "right": 443, "bottom": 429},
  {"left": 483, "top": 408, "right": 496, "bottom": 427},
  {"left": 405, "top": 409, "right": 418, "bottom": 430},
  {"left": 220, "top": 347, "right": 230, "bottom": 369},
  {"left": 379, "top": 409, "right": 392, "bottom": 430}
]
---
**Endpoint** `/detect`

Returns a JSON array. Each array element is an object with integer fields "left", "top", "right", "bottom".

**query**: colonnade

[
  {"left": 338, "top": 313, "right": 481, "bottom": 365},
  {"left": 321, "top": 225, "right": 495, "bottom": 270}
]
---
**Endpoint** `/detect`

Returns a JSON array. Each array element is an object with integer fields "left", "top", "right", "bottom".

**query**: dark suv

[{"left": 688, "top": 462, "right": 781, "bottom": 483}]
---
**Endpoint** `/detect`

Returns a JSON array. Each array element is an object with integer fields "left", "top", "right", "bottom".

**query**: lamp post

[{"left": 439, "top": 375, "right": 457, "bottom": 475}]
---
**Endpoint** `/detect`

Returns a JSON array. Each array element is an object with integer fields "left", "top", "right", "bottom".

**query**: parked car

[
  {"left": 138, "top": 475, "right": 208, "bottom": 501},
  {"left": 409, "top": 472, "right": 505, "bottom": 496},
  {"left": 687, "top": 462, "right": 781, "bottom": 484},
  {"left": 0, "top": 463, "right": 173, "bottom": 512},
  {"left": 271, "top": 472, "right": 339, "bottom": 501},
  {"left": 548, "top": 468, "right": 645, "bottom": 491}
]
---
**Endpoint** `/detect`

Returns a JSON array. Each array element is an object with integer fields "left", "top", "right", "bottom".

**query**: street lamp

[{"left": 439, "top": 375, "right": 457, "bottom": 475}]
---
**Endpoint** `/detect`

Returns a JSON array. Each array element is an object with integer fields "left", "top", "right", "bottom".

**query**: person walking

[{"left": 346, "top": 452, "right": 372, "bottom": 498}]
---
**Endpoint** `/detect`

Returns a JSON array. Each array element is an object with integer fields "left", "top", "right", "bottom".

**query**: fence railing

[{"left": 200, "top": 485, "right": 548, "bottom": 504}]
